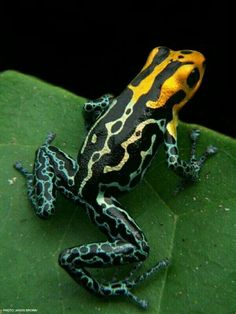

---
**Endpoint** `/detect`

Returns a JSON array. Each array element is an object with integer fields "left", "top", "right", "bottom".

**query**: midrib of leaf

[
  {"left": 54, "top": 206, "right": 78, "bottom": 256},
  {"left": 143, "top": 178, "right": 178, "bottom": 314},
  {"left": 221, "top": 149, "right": 236, "bottom": 162},
  {"left": 143, "top": 171, "right": 228, "bottom": 313}
]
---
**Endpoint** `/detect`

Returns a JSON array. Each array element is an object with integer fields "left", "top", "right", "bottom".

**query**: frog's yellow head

[{"left": 129, "top": 46, "right": 206, "bottom": 112}]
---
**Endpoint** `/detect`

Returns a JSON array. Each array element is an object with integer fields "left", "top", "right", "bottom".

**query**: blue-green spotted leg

[
  {"left": 164, "top": 128, "right": 217, "bottom": 182},
  {"left": 190, "top": 129, "right": 217, "bottom": 167},
  {"left": 59, "top": 240, "right": 149, "bottom": 309},
  {"left": 83, "top": 94, "right": 114, "bottom": 130},
  {"left": 58, "top": 195, "right": 168, "bottom": 309},
  {"left": 14, "top": 133, "right": 79, "bottom": 218},
  {"left": 14, "top": 133, "right": 57, "bottom": 217},
  {"left": 14, "top": 161, "right": 38, "bottom": 211}
]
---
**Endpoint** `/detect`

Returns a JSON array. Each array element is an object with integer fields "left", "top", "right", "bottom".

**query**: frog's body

[{"left": 15, "top": 46, "right": 217, "bottom": 309}]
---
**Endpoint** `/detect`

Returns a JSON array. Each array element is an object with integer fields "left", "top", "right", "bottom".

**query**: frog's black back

[{"left": 76, "top": 87, "right": 165, "bottom": 198}]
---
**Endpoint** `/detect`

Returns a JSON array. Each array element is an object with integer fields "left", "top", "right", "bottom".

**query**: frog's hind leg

[
  {"left": 14, "top": 133, "right": 79, "bottom": 219},
  {"left": 58, "top": 195, "right": 169, "bottom": 309}
]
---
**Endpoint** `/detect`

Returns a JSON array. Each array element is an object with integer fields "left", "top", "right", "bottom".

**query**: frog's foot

[
  {"left": 188, "top": 129, "right": 217, "bottom": 179},
  {"left": 13, "top": 132, "right": 56, "bottom": 177},
  {"left": 14, "top": 161, "right": 31, "bottom": 178},
  {"left": 124, "top": 291, "right": 148, "bottom": 310},
  {"left": 174, "top": 129, "right": 217, "bottom": 194},
  {"left": 122, "top": 258, "right": 169, "bottom": 308},
  {"left": 123, "top": 262, "right": 143, "bottom": 283},
  {"left": 103, "top": 279, "right": 149, "bottom": 309},
  {"left": 59, "top": 247, "right": 169, "bottom": 310},
  {"left": 14, "top": 161, "right": 36, "bottom": 207},
  {"left": 44, "top": 132, "right": 56, "bottom": 146},
  {"left": 126, "top": 258, "right": 169, "bottom": 287},
  {"left": 107, "top": 279, "right": 148, "bottom": 309},
  {"left": 190, "top": 129, "right": 218, "bottom": 168}
]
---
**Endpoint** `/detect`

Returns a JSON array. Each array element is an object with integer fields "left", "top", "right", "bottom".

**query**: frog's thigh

[
  {"left": 59, "top": 196, "right": 150, "bottom": 269},
  {"left": 86, "top": 195, "right": 150, "bottom": 260},
  {"left": 91, "top": 195, "right": 148, "bottom": 254}
]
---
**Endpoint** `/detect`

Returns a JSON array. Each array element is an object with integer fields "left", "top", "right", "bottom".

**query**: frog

[{"left": 14, "top": 46, "right": 217, "bottom": 309}]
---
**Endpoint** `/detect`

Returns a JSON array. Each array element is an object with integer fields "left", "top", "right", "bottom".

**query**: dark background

[{"left": 1, "top": 2, "right": 232, "bottom": 136}]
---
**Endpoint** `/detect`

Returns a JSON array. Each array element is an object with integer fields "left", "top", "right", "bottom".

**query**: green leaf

[{"left": 0, "top": 70, "right": 235, "bottom": 314}]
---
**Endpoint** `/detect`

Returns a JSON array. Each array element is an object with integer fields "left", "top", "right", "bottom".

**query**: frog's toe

[
  {"left": 45, "top": 132, "right": 56, "bottom": 145},
  {"left": 14, "top": 161, "right": 31, "bottom": 176},
  {"left": 14, "top": 161, "right": 23, "bottom": 170},
  {"left": 190, "top": 128, "right": 200, "bottom": 141},
  {"left": 14, "top": 161, "right": 27, "bottom": 172},
  {"left": 206, "top": 145, "right": 218, "bottom": 155},
  {"left": 139, "top": 299, "right": 148, "bottom": 310},
  {"left": 47, "top": 132, "right": 56, "bottom": 139},
  {"left": 125, "top": 290, "right": 149, "bottom": 309}
]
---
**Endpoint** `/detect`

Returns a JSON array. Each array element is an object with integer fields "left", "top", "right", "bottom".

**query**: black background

[{"left": 1, "top": 2, "right": 232, "bottom": 136}]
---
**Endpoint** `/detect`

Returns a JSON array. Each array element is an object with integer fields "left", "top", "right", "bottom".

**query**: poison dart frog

[{"left": 14, "top": 46, "right": 217, "bottom": 309}]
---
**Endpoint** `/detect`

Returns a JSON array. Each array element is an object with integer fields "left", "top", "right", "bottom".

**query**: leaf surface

[{"left": 0, "top": 71, "right": 235, "bottom": 314}]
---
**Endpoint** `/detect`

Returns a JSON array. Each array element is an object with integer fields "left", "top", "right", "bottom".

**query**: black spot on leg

[
  {"left": 85, "top": 104, "right": 92, "bottom": 111},
  {"left": 101, "top": 243, "right": 112, "bottom": 252},
  {"left": 169, "top": 156, "right": 176, "bottom": 163},
  {"left": 89, "top": 244, "right": 98, "bottom": 254},
  {"left": 169, "top": 146, "right": 176, "bottom": 155}
]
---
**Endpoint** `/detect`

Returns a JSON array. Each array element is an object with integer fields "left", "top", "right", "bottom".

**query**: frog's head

[
  {"left": 129, "top": 46, "right": 206, "bottom": 112},
  {"left": 163, "top": 48, "right": 206, "bottom": 113}
]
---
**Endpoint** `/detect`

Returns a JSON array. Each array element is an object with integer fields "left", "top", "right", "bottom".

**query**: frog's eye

[{"left": 187, "top": 67, "right": 200, "bottom": 88}]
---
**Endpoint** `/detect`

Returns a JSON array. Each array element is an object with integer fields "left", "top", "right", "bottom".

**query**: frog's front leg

[
  {"left": 14, "top": 133, "right": 79, "bottom": 218},
  {"left": 164, "top": 122, "right": 217, "bottom": 182},
  {"left": 58, "top": 195, "right": 169, "bottom": 309},
  {"left": 83, "top": 94, "right": 114, "bottom": 130}
]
